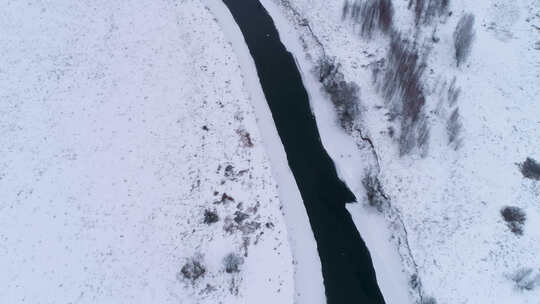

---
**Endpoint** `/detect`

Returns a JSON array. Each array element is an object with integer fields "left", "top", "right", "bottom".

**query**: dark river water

[{"left": 221, "top": 0, "right": 385, "bottom": 303}]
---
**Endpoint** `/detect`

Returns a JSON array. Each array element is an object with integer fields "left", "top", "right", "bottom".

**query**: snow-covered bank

[
  {"left": 258, "top": 0, "right": 540, "bottom": 303},
  {"left": 257, "top": 1, "right": 415, "bottom": 303},
  {"left": 202, "top": 1, "right": 326, "bottom": 303},
  {"left": 0, "top": 1, "right": 293, "bottom": 303}
]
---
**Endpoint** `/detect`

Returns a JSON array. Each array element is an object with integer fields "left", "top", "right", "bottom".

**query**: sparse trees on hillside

[{"left": 375, "top": 32, "right": 430, "bottom": 156}]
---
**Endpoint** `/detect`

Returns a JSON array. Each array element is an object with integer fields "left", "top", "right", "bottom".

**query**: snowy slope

[
  {"left": 262, "top": 0, "right": 540, "bottom": 303},
  {"left": 0, "top": 0, "right": 294, "bottom": 303}
]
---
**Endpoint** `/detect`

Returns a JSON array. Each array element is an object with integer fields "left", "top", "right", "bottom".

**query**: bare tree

[
  {"left": 342, "top": 0, "right": 394, "bottom": 38},
  {"left": 454, "top": 14, "right": 475, "bottom": 66},
  {"left": 409, "top": 0, "right": 449, "bottom": 25},
  {"left": 374, "top": 32, "right": 430, "bottom": 156}
]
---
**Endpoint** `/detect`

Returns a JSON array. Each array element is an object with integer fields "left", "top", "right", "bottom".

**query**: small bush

[
  {"left": 409, "top": 0, "right": 449, "bottom": 25},
  {"left": 236, "top": 128, "right": 254, "bottom": 147},
  {"left": 454, "top": 14, "right": 475, "bottom": 67},
  {"left": 519, "top": 157, "right": 540, "bottom": 180},
  {"left": 315, "top": 57, "right": 362, "bottom": 133},
  {"left": 203, "top": 209, "right": 219, "bottom": 224},
  {"left": 223, "top": 253, "right": 244, "bottom": 273},
  {"left": 342, "top": 0, "right": 394, "bottom": 38},
  {"left": 422, "top": 296, "right": 437, "bottom": 304},
  {"left": 409, "top": 274, "right": 420, "bottom": 289},
  {"left": 179, "top": 258, "right": 206, "bottom": 282},
  {"left": 362, "top": 173, "right": 386, "bottom": 211},
  {"left": 233, "top": 211, "right": 249, "bottom": 224},
  {"left": 501, "top": 206, "right": 526, "bottom": 235}
]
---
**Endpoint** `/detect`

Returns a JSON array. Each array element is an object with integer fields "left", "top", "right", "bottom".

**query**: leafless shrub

[
  {"left": 236, "top": 128, "right": 254, "bottom": 147},
  {"left": 446, "top": 108, "right": 462, "bottom": 150},
  {"left": 454, "top": 14, "right": 475, "bottom": 66},
  {"left": 179, "top": 256, "right": 206, "bottom": 282},
  {"left": 342, "top": 0, "right": 394, "bottom": 38},
  {"left": 501, "top": 206, "right": 526, "bottom": 235},
  {"left": 223, "top": 253, "right": 244, "bottom": 273},
  {"left": 519, "top": 157, "right": 540, "bottom": 180},
  {"left": 315, "top": 56, "right": 361, "bottom": 133},
  {"left": 375, "top": 32, "right": 430, "bottom": 156},
  {"left": 409, "top": 0, "right": 449, "bottom": 25}
]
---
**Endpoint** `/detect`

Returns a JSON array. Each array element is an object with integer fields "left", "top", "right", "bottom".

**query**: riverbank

[
  {"left": 202, "top": 1, "right": 326, "bottom": 303},
  {"left": 257, "top": 0, "right": 415, "bottom": 303},
  {"left": 205, "top": 0, "right": 385, "bottom": 303}
]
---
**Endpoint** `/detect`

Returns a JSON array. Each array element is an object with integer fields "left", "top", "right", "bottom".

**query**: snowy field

[
  {"left": 0, "top": 1, "right": 295, "bottom": 303},
  {"left": 261, "top": 0, "right": 540, "bottom": 303}
]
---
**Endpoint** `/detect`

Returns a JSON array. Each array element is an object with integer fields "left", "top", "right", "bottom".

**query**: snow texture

[{"left": 0, "top": 0, "right": 294, "bottom": 303}]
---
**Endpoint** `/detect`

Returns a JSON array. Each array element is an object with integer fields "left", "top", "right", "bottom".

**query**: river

[{"left": 220, "top": 0, "right": 385, "bottom": 303}]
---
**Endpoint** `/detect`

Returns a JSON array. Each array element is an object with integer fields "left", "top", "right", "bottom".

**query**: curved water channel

[{"left": 221, "top": 0, "right": 385, "bottom": 303}]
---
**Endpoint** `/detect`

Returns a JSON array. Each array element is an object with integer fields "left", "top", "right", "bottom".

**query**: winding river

[{"left": 220, "top": 0, "right": 385, "bottom": 303}]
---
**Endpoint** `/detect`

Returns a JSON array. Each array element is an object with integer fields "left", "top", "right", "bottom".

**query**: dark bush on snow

[
  {"left": 223, "top": 253, "right": 244, "bottom": 273},
  {"left": 376, "top": 32, "right": 430, "bottom": 156},
  {"left": 519, "top": 157, "right": 540, "bottom": 180},
  {"left": 203, "top": 209, "right": 219, "bottom": 224},
  {"left": 342, "top": 0, "right": 394, "bottom": 38},
  {"left": 409, "top": 0, "right": 449, "bottom": 25},
  {"left": 362, "top": 173, "right": 386, "bottom": 211},
  {"left": 454, "top": 14, "right": 475, "bottom": 67},
  {"left": 501, "top": 206, "right": 526, "bottom": 236},
  {"left": 179, "top": 258, "right": 206, "bottom": 282},
  {"left": 315, "top": 56, "right": 361, "bottom": 133},
  {"left": 422, "top": 296, "right": 437, "bottom": 304}
]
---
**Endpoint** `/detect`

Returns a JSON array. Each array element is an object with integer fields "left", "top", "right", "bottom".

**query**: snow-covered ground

[
  {"left": 0, "top": 1, "right": 295, "bottom": 303},
  {"left": 261, "top": 0, "right": 540, "bottom": 303}
]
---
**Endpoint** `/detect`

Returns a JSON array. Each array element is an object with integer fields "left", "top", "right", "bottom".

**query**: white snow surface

[
  {"left": 262, "top": 0, "right": 540, "bottom": 303},
  {"left": 0, "top": 1, "right": 294, "bottom": 303}
]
